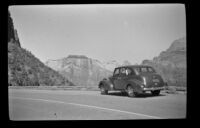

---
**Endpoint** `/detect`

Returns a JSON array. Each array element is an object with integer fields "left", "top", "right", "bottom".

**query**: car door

[
  {"left": 118, "top": 67, "right": 134, "bottom": 89},
  {"left": 114, "top": 67, "right": 126, "bottom": 90},
  {"left": 112, "top": 68, "right": 121, "bottom": 90}
]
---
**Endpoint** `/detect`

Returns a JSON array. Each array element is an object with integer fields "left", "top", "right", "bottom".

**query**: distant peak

[
  {"left": 167, "top": 37, "right": 186, "bottom": 52},
  {"left": 67, "top": 55, "right": 88, "bottom": 59},
  {"left": 8, "top": 11, "right": 21, "bottom": 47}
]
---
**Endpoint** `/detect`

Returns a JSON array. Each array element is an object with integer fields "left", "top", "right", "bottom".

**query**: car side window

[
  {"left": 132, "top": 68, "right": 138, "bottom": 75},
  {"left": 141, "top": 67, "right": 148, "bottom": 72},
  {"left": 120, "top": 68, "right": 126, "bottom": 76},
  {"left": 125, "top": 68, "right": 132, "bottom": 76},
  {"left": 113, "top": 68, "right": 120, "bottom": 76},
  {"left": 148, "top": 67, "right": 155, "bottom": 73}
]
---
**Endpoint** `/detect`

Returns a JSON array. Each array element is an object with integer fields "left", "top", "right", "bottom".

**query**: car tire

[
  {"left": 151, "top": 90, "right": 160, "bottom": 96},
  {"left": 100, "top": 85, "right": 108, "bottom": 95},
  {"left": 127, "top": 85, "right": 137, "bottom": 97}
]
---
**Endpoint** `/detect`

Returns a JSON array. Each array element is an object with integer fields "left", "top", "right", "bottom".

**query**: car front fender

[{"left": 98, "top": 79, "right": 113, "bottom": 90}]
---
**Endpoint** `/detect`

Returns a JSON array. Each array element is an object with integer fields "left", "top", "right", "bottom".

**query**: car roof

[{"left": 115, "top": 65, "right": 153, "bottom": 69}]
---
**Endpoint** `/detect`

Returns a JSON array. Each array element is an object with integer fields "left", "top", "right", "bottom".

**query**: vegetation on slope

[{"left": 8, "top": 42, "right": 74, "bottom": 86}]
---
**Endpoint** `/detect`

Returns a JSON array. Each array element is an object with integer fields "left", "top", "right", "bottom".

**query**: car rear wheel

[
  {"left": 151, "top": 90, "right": 160, "bottom": 96},
  {"left": 100, "top": 85, "right": 108, "bottom": 95},
  {"left": 127, "top": 85, "right": 137, "bottom": 97}
]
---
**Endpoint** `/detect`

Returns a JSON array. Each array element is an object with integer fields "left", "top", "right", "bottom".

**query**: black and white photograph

[{"left": 8, "top": 4, "right": 187, "bottom": 120}]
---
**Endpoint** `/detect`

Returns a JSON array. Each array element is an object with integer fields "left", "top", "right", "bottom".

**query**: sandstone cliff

[
  {"left": 142, "top": 37, "right": 186, "bottom": 87},
  {"left": 46, "top": 55, "right": 113, "bottom": 87}
]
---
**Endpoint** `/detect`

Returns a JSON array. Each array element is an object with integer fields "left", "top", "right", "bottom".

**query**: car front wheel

[
  {"left": 100, "top": 85, "right": 108, "bottom": 95},
  {"left": 151, "top": 90, "right": 160, "bottom": 96},
  {"left": 127, "top": 85, "right": 137, "bottom": 97}
]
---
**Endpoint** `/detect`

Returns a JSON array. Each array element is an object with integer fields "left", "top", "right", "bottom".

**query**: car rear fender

[{"left": 126, "top": 79, "right": 143, "bottom": 93}]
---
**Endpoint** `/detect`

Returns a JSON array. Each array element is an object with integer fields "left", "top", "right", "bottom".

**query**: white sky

[{"left": 9, "top": 4, "right": 186, "bottom": 64}]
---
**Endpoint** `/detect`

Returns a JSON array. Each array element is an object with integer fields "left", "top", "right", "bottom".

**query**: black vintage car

[{"left": 98, "top": 65, "right": 165, "bottom": 97}]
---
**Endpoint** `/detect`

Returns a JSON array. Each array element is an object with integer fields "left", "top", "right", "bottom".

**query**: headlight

[{"left": 143, "top": 77, "right": 146, "bottom": 85}]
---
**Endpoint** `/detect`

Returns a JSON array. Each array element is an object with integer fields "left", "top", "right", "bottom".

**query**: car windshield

[{"left": 134, "top": 67, "right": 155, "bottom": 73}]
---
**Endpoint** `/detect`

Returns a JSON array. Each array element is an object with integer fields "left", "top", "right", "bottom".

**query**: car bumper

[{"left": 143, "top": 86, "right": 165, "bottom": 91}]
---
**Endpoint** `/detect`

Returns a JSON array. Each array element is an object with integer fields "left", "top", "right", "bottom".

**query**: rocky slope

[
  {"left": 142, "top": 37, "right": 186, "bottom": 87},
  {"left": 8, "top": 11, "right": 73, "bottom": 86},
  {"left": 102, "top": 60, "right": 120, "bottom": 71}
]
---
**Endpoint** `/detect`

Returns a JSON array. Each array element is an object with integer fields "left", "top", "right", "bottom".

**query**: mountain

[
  {"left": 142, "top": 37, "right": 186, "bottom": 87},
  {"left": 8, "top": 11, "right": 20, "bottom": 47},
  {"left": 45, "top": 55, "right": 113, "bottom": 87},
  {"left": 102, "top": 60, "right": 120, "bottom": 71},
  {"left": 8, "top": 11, "right": 73, "bottom": 86},
  {"left": 122, "top": 60, "right": 132, "bottom": 66}
]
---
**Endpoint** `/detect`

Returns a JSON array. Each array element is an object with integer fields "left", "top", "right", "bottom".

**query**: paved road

[{"left": 9, "top": 89, "right": 186, "bottom": 120}]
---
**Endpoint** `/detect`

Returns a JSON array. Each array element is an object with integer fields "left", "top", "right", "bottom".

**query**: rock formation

[
  {"left": 142, "top": 37, "right": 186, "bottom": 87},
  {"left": 8, "top": 11, "right": 73, "bottom": 86},
  {"left": 8, "top": 11, "right": 20, "bottom": 47},
  {"left": 122, "top": 60, "right": 132, "bottom": 66},
  {"left": 46, "top": 55, "right": 113, "bottom": 87},
  {"left": 102, "top": 60, "right": 121, "bottom": 71}
]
